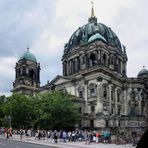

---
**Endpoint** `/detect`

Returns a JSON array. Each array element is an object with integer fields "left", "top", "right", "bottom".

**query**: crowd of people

[
  {"left": 33, "top": 129, "right": 111, "bottom": 144},
  {"left": 1, "top": 127, "right": 147, "bottom": 147},
  {"left": 1, "top": 128, "right": 111, "bottom": 144}
]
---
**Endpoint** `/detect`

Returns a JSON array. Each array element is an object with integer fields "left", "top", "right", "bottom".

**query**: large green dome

[
  {"left": 19, "top": 49, "right": 37, "bottom": 63},
  {"left": 64, "top": 15, "right": 122, "bottom": 53}
]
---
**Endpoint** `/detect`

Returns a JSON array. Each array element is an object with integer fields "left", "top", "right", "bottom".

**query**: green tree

[
  {"left": 3, "top": 93, "right": 35, "bottom": 129},
  {"left": 34, "top": 91, "right": 80, "bottom": 130},
  {"left": 0, "top": 95, "right": 5, "bottom": 126}
]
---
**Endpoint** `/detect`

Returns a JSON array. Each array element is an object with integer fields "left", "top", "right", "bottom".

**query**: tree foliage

[
  {"left": 0, "top": 95, "right": 5, "bottom": 126},
  {"left": 1, "top": 91, "right": 80, "bottom": 130},
  {"left": 3, "top": 94, "right": 34, "bottom": 129},
  {"left": 33, "top": 91, "right": 80, "bottom": 129}
]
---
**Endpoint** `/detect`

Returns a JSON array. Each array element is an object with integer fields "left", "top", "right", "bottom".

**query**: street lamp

[{"left": 9, "top": 102, "right": 12, "bottom": 129}]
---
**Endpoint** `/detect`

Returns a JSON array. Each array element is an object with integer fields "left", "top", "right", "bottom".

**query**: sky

[{"left": 0, "top": 0, "right": 148, "bottom": 96}]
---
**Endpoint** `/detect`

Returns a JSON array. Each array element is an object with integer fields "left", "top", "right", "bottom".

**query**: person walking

[
  {"left": 96, "top": 131, "right": 100, "bottom": 143},
  {"left": 62, "top": 131, "right": 67, "bottom": 143},
  {"left": 20, "top": 129, "right": 23, "bottom": 140},
  {"left": 85, "top": 131, "right": 91, "bottom": 145},
  {"left": 9, "top": 128, "right": 12, "bottom": 139},
  {"left": 6, "top": 129, "right": 9, "bottom": 139},
  {"left": 53, "top": 130, "right": 58, "bottom": 143}
]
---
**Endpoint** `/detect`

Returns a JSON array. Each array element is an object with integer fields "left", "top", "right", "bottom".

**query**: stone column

[
  {"left": 123, "top": 87, "right": 128, "bottom": 115},
  {"left": 69, "top": 60, "right": 72, "bottom": 74},
  {"left": 84, "top": 80, "right": 88, "bottom": 113},
  {"left": 109, "top": 84, "right": 112, "bottom": 114},
  {"left": 115, "top": 86, "right": 117, "bottom": 115},
  {"left": 96, "top": 79, "right": 103, "bottom": 113},
  {"left": 77, "top": 57, "right": 80, "bottom": 71}
]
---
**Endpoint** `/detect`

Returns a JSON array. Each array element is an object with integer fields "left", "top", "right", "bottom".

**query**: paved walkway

[{"left": 0, "top": 135, "right": 134, "bottom": 148}]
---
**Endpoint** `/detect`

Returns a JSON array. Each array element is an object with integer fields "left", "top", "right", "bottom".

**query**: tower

[{"left": 12, "top": 48, "right": 40, "bottom": 95}]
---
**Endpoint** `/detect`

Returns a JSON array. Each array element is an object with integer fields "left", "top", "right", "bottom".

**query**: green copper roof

[
  {"left": 137, "top": 68, "right": 148, "bottom": 78},
  {"left": 88, "top": 33, "right": 107, "bottom": 43},
  {"left": 19, "top": 50, "right": 37, "bottom": 63},
  {"left": 64, "top": 18, "right": 122, "bottom": 54}
]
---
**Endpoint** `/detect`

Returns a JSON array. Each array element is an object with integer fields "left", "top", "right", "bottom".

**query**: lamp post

[
  {"left": 4, "top": 97, "right": 12, "bottom": 131},
  {"left": 9, "top": 102, "right": 12, "bottom": 129}
]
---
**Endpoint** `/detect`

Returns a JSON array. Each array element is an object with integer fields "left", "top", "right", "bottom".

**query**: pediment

[{"left": 49, "top": 75, "right": 71, "bottom": 85}]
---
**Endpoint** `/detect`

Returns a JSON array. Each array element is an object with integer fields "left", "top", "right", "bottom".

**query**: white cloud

[
  {"left": 0, "top": 57, "right": 16, "bottom": 96},
  {"left": 0, "top": 0, "right": 148, "bottom": 95},
  {"left": 32, "top": 30, "right": 64, "bottom": 57},
  {"left": 111, "top": 0, "right": 148, "bottom": 77}
]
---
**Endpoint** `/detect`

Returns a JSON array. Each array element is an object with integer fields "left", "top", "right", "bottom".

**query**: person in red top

[{"left": 96, "top": 132, "right": 100, "bottom": 143}]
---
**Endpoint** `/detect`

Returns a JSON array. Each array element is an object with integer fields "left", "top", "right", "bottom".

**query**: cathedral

[{"left": 12, "top": 6, "right": 148, "bottom": 136}]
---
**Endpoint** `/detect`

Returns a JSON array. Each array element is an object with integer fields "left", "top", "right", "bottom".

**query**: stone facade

[
  {"left": 13, "top": 8, "right": 148, "bottom": 138},
  {"left": 41, "top": 41, "right": 148, "bottom": 133},
  {"left": 40, "top": 11, "right": 148, "bottom": 136}
]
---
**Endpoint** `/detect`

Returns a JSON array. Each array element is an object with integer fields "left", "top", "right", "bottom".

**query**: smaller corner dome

[
  {"left": 88, "top": 33, "right": 107, "bottom": 43},
  {"left": 137, "top": 67, "right": 148, "bottom": 78},
  {"left": 19, "top": 50, "right": 37, "bottom": 63}
]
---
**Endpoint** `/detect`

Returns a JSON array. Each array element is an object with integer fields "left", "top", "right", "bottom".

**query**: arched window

[
  {"left": 89, "top": 83, "right": 96, "bottom": 97},
  {"left": 29, "top": 69, "right": 34, "bottom": 78},
  {"left": 111, "top": 86, "right": 115, "bottom": 101},
  {"left": 117, "top": 90, "right": 121, "bottom": 102},
  {"left": 128, "top": 99, "right": 137, "bottom": 116},
  {"left": 102, "top": 84, "right": 108, "bottom": 100},
  {"left": 110, "top": 56, "right": 114, "bottom": 65},
  {"left": 22, "top": 67, "right": 26, "bottom": 76},
  {"left": 82, "top": 56, "right": 85, "bottom": 64},
  {"left": 103, "top": 53, "right": 107, "bottom": 66},
  {"left": 72, "top": 60, "right": 76, "bottom": 73},
  {"left": 78, "top": 86, "right": 84, "bottom": 98},
  {"left": 77, "top": 57, "right": 80, "bottom": 71},
  {"left": 89, "top": 53, "right": 97, "bottom": 67},
  {"left": 104, "top": 89, "right": 107, "bottom": 98}
]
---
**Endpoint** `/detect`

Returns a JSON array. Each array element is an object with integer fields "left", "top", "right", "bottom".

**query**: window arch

[
  {"left": 102, "top": 83, "right": 108, "bottom": 100},
  {"left": 111, "top": 86, "right": 115, "bottom": 101},
  {"left": 110, "top": 55, "right": 114, "bottom": 65},
  {"left": 128, "top": 99, "right": 138, "bottom": 116},
  {"left": 89, "top": 83, "right": 96, "bottom": 97},
  {"left": 102, "top": 53, "right": 108, "bottom": 67},
  {"left": 117, "top": 89, "right": 122, "bottom": 102},
  {"left": 89, "top": 52, "right": 97, "bottom": 67},
  {"left": 77, "top": 86, "right": 84, "bottom": 98}
]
